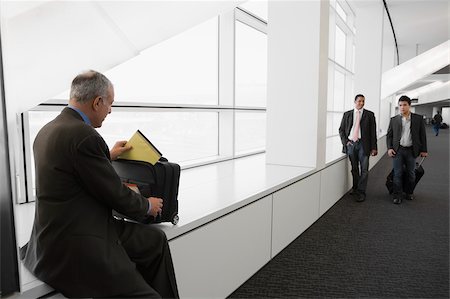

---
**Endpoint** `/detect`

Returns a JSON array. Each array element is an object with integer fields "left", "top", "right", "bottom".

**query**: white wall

[
  {"left": 414, "top": 106, "right": 434, "bottom": 119},
  {"left": 399, "top": 42, "right": 446, "bottom": 64},
  {"left": 381, "top": 9, "right": 396, "bottom": 72}
]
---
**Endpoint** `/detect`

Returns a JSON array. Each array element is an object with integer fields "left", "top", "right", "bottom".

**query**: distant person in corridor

[
  {"left": 21, "top": 70, "right": 179, "bottom": 298},
  {"left": 387, "top": 95, "right": 428, "bottom": 204},
  {"left": 339, "top": 94, "right": 378, "bottom": 202},
  {"left": 432, "top": 111, "right": 443, "bottom": 136}
]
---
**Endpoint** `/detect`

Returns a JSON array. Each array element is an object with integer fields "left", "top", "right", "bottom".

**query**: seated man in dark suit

[
  {"left": 21, "top": 70, "right": 179, "bottom": 298},
  {"left": 387, "top": 95, "right": 428, "bottom": 204},
  {"left": 339, "top": 94, "right": 378, "bottom": 202}
]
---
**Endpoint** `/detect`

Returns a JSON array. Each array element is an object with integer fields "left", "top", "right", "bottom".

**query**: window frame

[{"left": 326, "top": 0, "right": 356, "bottom": 164}]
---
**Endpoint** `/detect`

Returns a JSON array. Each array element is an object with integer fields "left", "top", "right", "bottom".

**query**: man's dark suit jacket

[
  {"left": 338, "top": 109, "right": 377, "bottom": 155},
  {"left": 387, "top": 113, "right": 427, "bottom": 157},
  {"left": 22, "top": 108, "right": 152, "bottom": 297}
]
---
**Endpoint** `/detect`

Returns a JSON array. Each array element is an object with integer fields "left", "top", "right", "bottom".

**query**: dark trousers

[
  {"left": 393, "top": 146, "right": 416, "bottom": 195},
  {"left": 433, "top": 123, "right": 440, "bottom": 136},
  {"left": 347, "top": 140, "right": 369, "bottom": 194},
  {"left": 113, "top": 220, "right": 179, "bottom": 299}
]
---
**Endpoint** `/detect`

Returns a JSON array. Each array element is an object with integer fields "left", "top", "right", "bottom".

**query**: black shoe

[
  {"left": 356, "top": 193, "right": 366, "bottom": 202},
  {"left": 349, "top": 189, "right": 357, "bottom": 195},
  {"left": 393, "top": 197, "right": 402, "bottom": 204},
  {"left": 406, "top": 194, "right": 414, "bottom": 200}
]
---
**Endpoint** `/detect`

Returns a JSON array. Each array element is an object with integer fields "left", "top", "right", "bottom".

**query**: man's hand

[
  {"left": 148, "top": 197, "right": 163, "bottom": 217},
  {"left": 110, "top": 140, "right": 132, "bottom": 160},
  {"left": 371, "top": 150, "right": 378, "bottom": 156},
  {"left": 388, "top": 149, "right": 396, "bottom": 157},
  {"left": 420, "top": 152, "right": 428, "bottom": 157}
]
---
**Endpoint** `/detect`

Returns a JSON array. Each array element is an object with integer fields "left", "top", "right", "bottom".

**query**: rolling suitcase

[
  {"left": 386, "top": 157, "right": 425, "bottom": 194},
  {"left": 112, "top": 158, "right": 180, "bottom": 225}
]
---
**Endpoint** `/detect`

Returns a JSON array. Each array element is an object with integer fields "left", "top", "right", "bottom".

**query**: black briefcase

[
  {"left": 386, "top": 157, "right": 425, "bottom": 194},
  {"left": 112, "top": 158, "right": 180, "bottom": 225}
]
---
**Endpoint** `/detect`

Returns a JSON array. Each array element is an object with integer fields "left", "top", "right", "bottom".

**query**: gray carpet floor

[{"left": 229, "top": 126, "right": 449, "bottom": 298}]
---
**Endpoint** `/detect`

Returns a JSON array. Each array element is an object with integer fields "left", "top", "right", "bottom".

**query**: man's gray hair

[{"left": 70, "top": 70, "right": 112, "bottom": 103}]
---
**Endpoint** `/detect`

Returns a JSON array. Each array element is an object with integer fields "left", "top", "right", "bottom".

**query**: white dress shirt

[{"left": 400, "top": 114, "right": 413, "bottom": 147}]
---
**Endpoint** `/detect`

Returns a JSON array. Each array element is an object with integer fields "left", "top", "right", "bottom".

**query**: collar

[
  {"left": 354, "top": 108, "right": 364, "bottom": 113},
  {"left": 68, "top": 105, "right": 91, "bottom": 125},
  {"left": 400, "top": 112, "right": 411, "bottom": 120}
]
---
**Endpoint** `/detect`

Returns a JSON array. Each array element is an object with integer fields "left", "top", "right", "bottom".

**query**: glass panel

[
  {"left": 327, "top": 63, "right": 335, "bottom": 111},
  {"left": 352, "top": 44, "right": 356, "bottom": 73},
  {"left": 53, "top": 17, "right": 219, "bottom": 105},
  {"left": 239, "top": 0, "right": 268, "bottom": 21},
  {"left": 235, "top": 111, "right": 266, "bottom": 154},
  {"left": 27, "top": 109, "right": 219, "bottom": 195},
  {"left": 326, "top": 135, "right": 345, "bottom": 163},
  {"left": 97, "top": 110, "right": 218, "bottom": 163},
  {"left": 336, "top": 2, "right": 347, "bottom": 22},
  {"left": 326, "top": 112, "right": 333, "bottom": 137},
  {"left": 333, "top": 112, "right": 344, "bottom": 135},
  {"left": 345, "top": 73, "right": 355, "bottom": 111},
  {"left": 335, "top": 25, "right": 346, "bottom": 67},
  {"left": 235, "top": 21, "right": 267, "bottom": 107},
  {"left": 333, "top": 70, "right": 345, "bottom": 111},
  {"left": 328, "top": 11, "right": 335, "bottom": 60},
  {"left": 326, "top": 112, "right": 344, "bottom": 138}
]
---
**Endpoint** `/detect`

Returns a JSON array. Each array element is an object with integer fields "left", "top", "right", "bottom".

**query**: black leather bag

[{"left": 112, "top": 158, "right": 180, "bottom": 224}]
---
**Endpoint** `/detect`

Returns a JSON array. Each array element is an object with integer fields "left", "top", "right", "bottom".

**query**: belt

[{"left": 399, "top": 145, "right": 412, "bottom": 149}]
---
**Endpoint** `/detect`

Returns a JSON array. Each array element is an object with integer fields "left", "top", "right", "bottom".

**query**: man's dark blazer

[
  {"left": 387, "top": 113, "right": 427, "bottom": 157},
  {"left": 22, "top": 108, "right": 153, "bottom": 297},
  {"left": 338, "top": 109, "right": 377, "bottom": 155}
]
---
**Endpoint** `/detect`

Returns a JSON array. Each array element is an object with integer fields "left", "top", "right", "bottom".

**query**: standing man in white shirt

[
  {"left": 387, "top": 95, "right": 428, "bottom": 204},
  {"left": 339, "top": 94, "right": 378, "bottom": 202}
]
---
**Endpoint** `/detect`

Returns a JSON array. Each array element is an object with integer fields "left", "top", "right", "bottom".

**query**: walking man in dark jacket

[
  {"left": 387, "top": 95, "right": 428, "bottom": 204},
  {"left": 432, "top": 111, "right": 443, "bottom": 136}
]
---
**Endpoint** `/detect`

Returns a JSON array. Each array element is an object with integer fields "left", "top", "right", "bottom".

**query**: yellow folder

[{"left": 118, "top": 130, "right": 162, "bottom": 165}]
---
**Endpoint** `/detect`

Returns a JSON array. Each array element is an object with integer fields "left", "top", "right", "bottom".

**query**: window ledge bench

[{"left": 18, "top": 153, "right": 351, "bottom": 298}]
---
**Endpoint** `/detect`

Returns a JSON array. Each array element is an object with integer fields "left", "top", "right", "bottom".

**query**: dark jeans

[
  {"left": 347, "top": 140, "right": 369, "bottom": 194},
  {"left": 393, "top": 146, "right": 416, "bottom": 195},
  {"left": 433, "top": 123, "right": 440, "bottom": 136}
]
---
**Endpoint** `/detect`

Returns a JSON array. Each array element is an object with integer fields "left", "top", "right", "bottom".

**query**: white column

[
  {"left": 354, "top": 2, "right": 384, "bottom": 135},
  {"left": 266, "top": 0, "right": 329, "bottom": 168}
]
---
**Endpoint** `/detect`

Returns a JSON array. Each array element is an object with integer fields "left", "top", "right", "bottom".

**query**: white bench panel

[
  {"left": 272, "top": 173, "right": 321, "bottom": 256},
  {"left": 169, "top": 195, "right": 272, "bottom": 299},
  {"left": 319, "top": 158, "right": 348, "bottom": 216}
]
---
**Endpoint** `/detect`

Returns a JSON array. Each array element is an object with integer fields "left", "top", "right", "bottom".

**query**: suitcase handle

[{"left": 417, "top": 156, "right": 426, "bottom": 167}]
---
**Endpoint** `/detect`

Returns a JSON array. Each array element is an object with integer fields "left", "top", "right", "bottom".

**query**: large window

[
  {"left": 22, "top": 11, "right": 268, "bottom": 201},
  {"left": 326, "top": 0, "right": 355, "bottom": 163},
  {"left": 235, "top": 20, "right": 267, "bottom": 108},
  {"left": 235, "top": 111, "right": 266, "bottom": 155}
]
